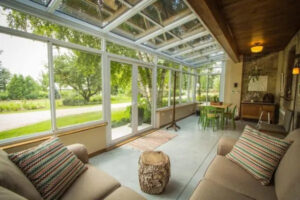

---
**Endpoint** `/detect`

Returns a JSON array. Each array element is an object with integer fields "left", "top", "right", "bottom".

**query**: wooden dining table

[{"left": 198, "top": 102, "right": 232, "bottom": 129}]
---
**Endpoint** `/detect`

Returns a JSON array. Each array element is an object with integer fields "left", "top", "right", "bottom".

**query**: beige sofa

[
  {"left": 190, "top": 128, "right": 300, "bottom": 200},
  {"left": 0, "top": 144, "right": 146, "bottom": 200}
]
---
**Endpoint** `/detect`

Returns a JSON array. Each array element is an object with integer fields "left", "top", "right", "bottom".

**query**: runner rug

[{"left": 124, "top": 129, "right": 178, "bottom": 151}]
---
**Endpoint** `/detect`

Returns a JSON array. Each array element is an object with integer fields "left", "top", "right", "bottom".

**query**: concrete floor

[{"left": 90, "top": 115, "right": 250, "bottom": 200}]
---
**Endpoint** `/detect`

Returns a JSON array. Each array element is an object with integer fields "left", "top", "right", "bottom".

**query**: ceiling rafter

[
  {"left": 46, "top": 0, "right": 61, "bottom": 13},
  {"left": 157, "top": 30, "right": 209, "bottom": 51},
  {"left": 192, "top": 54, "right": 225, "bottom": 66},
  {"left": 136, "top": 13, "right": 196, "bottom": 44},
  {"left": 183, "top": 48, "right": 221, "bottom": 62},
  {"left": 103, "top": 0, "right": 157, "bottom": 32},
  {"left": 173, "top": 40, "right": 215, "bottom": 57}
]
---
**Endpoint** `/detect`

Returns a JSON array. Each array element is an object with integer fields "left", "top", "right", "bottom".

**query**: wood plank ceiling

[{"left": 189, "top": 0, "right": 300, "bottom": 59}]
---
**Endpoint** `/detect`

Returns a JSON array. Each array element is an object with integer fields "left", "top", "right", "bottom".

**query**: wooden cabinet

[{"left": 241, "top": 103, "right": 276, "bottom": 123}]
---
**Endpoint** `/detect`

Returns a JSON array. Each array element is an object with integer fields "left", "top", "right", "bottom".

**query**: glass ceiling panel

[
  {"left": 144, "top": 32, "right": 178, "bottom": 49},
  {"left": 142, "top": 0, "right": 191, "bottom": 26},
  {"left": 170, "top": 19, "right": 203, "bottom": 39},
  {"left": 166, "top": 43, "right": 191, "bottom": 54},
  {"left": 188, "top": 35, "right": 213, "bottom": 47},
  {"left": 30, "top": 0, "right": 51, "bottom": 6},
  {"left": 58, "top": 0, "right": 129, "bottom": 27},
  {"left": 112, "top": 14, "right": 158, "bottom": 40},
  {"left": 182, "top": 45, "right": 219, "bottom": 59}
]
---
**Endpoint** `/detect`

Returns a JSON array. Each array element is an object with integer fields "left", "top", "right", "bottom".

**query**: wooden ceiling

[{"left": 188, "top": 0, "right": 300, "bottom": 61}]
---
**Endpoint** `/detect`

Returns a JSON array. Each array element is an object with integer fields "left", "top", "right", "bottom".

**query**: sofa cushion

[
  {"left": 9, "top": 137, "right": 87, "bottom": 200},
  {"left": 205, "top": 155, "right": 277, "bottom": 200},
  {"left": 190, "top": 179, "right": 254, "bottom": 200},
  {"left": 0, "top": 150, "right": 42, "bottom": 200},
  {"left": 217, "top": 136, "right": 237, "bottom": 156},
  {"left": 61, "top": 164, "right": 121, "bottom": 200},
  {"left": 104, "top": 186, "right": 146, "bottom": 200},
  {"left": 275, "top": 128, "right": 300, "bottom": 200},
  {"left": 0, "top": 186, "right": 28, "bottom": 200},
  {"left": 226, "top": 125, "right": 291, "bottom": 185}
]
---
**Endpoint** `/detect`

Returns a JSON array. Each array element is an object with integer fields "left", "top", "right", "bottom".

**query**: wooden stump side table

[{"left": 138, "top": 151, "right": 170, "bottom": 194}]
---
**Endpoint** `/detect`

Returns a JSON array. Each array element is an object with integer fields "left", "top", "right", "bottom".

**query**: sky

[{"left": 0, "top": 7, "right": 48, "bottom": 81}]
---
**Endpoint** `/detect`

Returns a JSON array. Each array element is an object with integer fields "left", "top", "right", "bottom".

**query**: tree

[
  {"left": 54, "top": 51, "right": 101, "bottom": 103},
  {"left": 0, "top": 50, "right": 11, "bottom": 91},
  {"left": 7, "top": 75, "right": 40, "bottom": 99}
]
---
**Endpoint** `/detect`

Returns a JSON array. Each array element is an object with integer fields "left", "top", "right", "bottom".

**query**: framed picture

[
  {"left": 280, "top": 73, "right": 285, "bottom": 93},
  {"left": 298, "top": 82, "right": 300, "bottom": 96}
]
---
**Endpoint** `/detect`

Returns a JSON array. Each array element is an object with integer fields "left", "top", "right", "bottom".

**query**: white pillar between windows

[
  {"left": 152, "top": 56, "right": 158, "bottom": 128},
  {"left": 101, "top": 38, "right": 111, "bottom": 147},
  {"left": 220, "top": 61, "right": 226, "bottom": 102},
  {"left": 48, "top": 42, "right": 57, "bottom": 133}
]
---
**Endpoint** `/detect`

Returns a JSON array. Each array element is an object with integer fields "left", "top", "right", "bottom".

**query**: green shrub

[
  {"left": 90, "top": 95, "right": 102, "bottom": 103},
  {"left": 0, "top": 92, "right": 9, "bottom": 100},
  {"left": 62, "top": 96, "right": 85, "bottom": 106}
]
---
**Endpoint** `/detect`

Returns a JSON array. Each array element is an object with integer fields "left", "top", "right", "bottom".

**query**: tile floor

[{"left": 90, "top": 115, "right": 251, "bottom": 200}]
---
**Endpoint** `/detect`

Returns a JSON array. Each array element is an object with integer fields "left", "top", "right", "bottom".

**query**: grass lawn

[{"left": 0, "top": 108, "right": 130, "bottom": 140}]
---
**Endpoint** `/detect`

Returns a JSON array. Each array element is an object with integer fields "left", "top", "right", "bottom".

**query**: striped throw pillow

[
  {"left": 226, "top": 125, "right": 291, "bottom": 185},
  {"left": 9, "top": 137, "right": 87, "bottom": 200}
]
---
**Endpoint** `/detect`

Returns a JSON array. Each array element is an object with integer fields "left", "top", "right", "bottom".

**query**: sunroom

[{"left": 0, "top": 0, "right": 299, "bottom": 200}]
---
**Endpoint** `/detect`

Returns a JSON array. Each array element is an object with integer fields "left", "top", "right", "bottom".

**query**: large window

[
  {"left": 157, "top": 68, "right": 170, "bottom": 108},
  {"left": 196, "top": 61, "right": 224, "bottom": 103},
  {"left": 0, "top": 34, "right": 50, "bottom": 140},
  {"left": 53, "top": 46, "right": 103, "bottom": 129}
]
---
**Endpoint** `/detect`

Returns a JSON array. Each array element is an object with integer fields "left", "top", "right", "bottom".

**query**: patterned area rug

[{"left": 124, "top": 129, "right": 178, "bottom": 151}]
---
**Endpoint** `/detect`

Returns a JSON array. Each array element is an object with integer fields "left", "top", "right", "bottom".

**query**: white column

[{"left": 48, "top": 42, "right": 57, "bottom": 133}]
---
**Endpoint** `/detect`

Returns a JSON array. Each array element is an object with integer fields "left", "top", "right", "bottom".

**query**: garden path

[{"left": 0, "top": 102, "right": 130, "bottom": 131}]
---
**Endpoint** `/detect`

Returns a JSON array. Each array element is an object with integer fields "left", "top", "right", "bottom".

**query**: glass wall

[
  {"left": 0, "top": 34, "right": 50, "bottom": 140},
  {"left": 156, "top": 68, "right": 170, "bottom": 108},
  {"left": 53, "top": 46, "right": 103, "bottom": 129}
]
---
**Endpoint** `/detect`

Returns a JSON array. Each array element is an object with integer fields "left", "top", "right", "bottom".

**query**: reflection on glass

[
  {"left": 113, "top": 14, "right": 157, "bottom": 40},
  {"left": 188, "top": 35, "right": 212, "bottom": 47},
  {"left": 125, "top": 0, "right": 141, "bottom": 6},
  {"left": 0, "top": 34, "right": 50, "bottom": 140},
  {"left": 110, "top": 61, "right": 132, "bottom": 140},
  {"left": 181, "top": 72, "right": 194, "bottom": 103},
  {"left": 58, "top": 0, "right": 128, "bottom": 27},
  {"left": 167, "top": 43, "right": 191, "bottom": 54},
  {"left": 53, "top": 46, "right": 102, "bottom": 129},
  {"left": 142, "top": 0, "right": 191, "bottom": 26},
  {"left": 170, "top": 19, "right": 203, "bottom": 38},
  {"left": 157, "top": 68, "right": 170, "bottom": 108},
  {"left": 30, "top": 0, "right": 51, "bottom": 6},
  {"left": 138, "top": 67, "right": 152, "bottom": 131}
]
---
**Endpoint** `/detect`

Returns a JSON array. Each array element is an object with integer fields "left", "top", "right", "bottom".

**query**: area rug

[{"left": 124, "top": 129, "right": 178, "bottom": 151}]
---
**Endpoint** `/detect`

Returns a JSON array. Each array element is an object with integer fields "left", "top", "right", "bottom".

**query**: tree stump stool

[{"left": 138, "top": 151, "right": 170, "bottom": 194}]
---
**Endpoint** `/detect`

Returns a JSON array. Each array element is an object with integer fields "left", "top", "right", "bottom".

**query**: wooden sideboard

[{"left": 241, "top": 102, "right": 277, "bottom": 123}]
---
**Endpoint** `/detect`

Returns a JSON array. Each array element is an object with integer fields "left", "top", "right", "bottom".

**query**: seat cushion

[
  {"left": 0, "top": 150, "right": 42, "bottom": 200},
  {"left": 61, "top": 164, "right": 121, "bottom": 200},
  {"left": 9, "top": 137, "right": 87, "bottom": 200},
  {"left": 275, "top": 129, "right": 300, "bottom": 200},
  {"left": 190, "top": 179, "right": 254, "bottom": 200},
  {"left": 205, "top": 156, "right": 277, "bottom": 200},
  {"left": 226, "top": 125, "right": 291, "bottom": 185},
  {"left": 0, "top": 186, "right": 28, "bottom": 200},
  {"left": 104, "top": 186, "right": 146, "bottom": 200}
]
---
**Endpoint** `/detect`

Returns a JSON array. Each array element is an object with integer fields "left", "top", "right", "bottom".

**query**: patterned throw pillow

[
  {"left": 9, "top": 137, "right": 87, "bottom": 200},
  {"left": 226, "top": 125, "right": 291, "bottom": 185}
]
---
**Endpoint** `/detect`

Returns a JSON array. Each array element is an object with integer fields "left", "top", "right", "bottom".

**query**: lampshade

[
  {"left": 251, "top": 44, "right": 263, "bottom": 53},
  {"left": 293, "top": 60, "right": 300, "bottom": 75},
  {"left": 293, "top": 66, "right": 300, "bottom": 75}
]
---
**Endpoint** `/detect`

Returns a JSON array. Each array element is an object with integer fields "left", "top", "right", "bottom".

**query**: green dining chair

[
  {"left": 224, "top": 105, "right": 237, "bottom": 129},
  {"left": 203, "top": 106, "right": 220, "bottom": 131}
]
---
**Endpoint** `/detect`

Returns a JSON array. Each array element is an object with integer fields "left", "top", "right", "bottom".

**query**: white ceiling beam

[
  {"left": 136, "top": 13, "right": 196, "bottom": 44},
  {"left": 103, "top": 0, "right": 156, "bottom": 32},
  {"left": 192, "top": 54, "right": 226, "bottom": 66},
  {"left": 173, "top": 40, "right": 216, "bottom": 57},
  {"left": 157, "top": 30, "right": 209, "bottom": 51},
  {"left": 46, "top": 0, "right": 62, "bottom": 13},
  {"left": 183, "top": 48, "right": 222, "bottom": 61}
]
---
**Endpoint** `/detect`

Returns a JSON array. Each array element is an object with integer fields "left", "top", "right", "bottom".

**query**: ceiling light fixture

[{"left": 251, "top": 43, "right": 264, "bottom": 53}]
